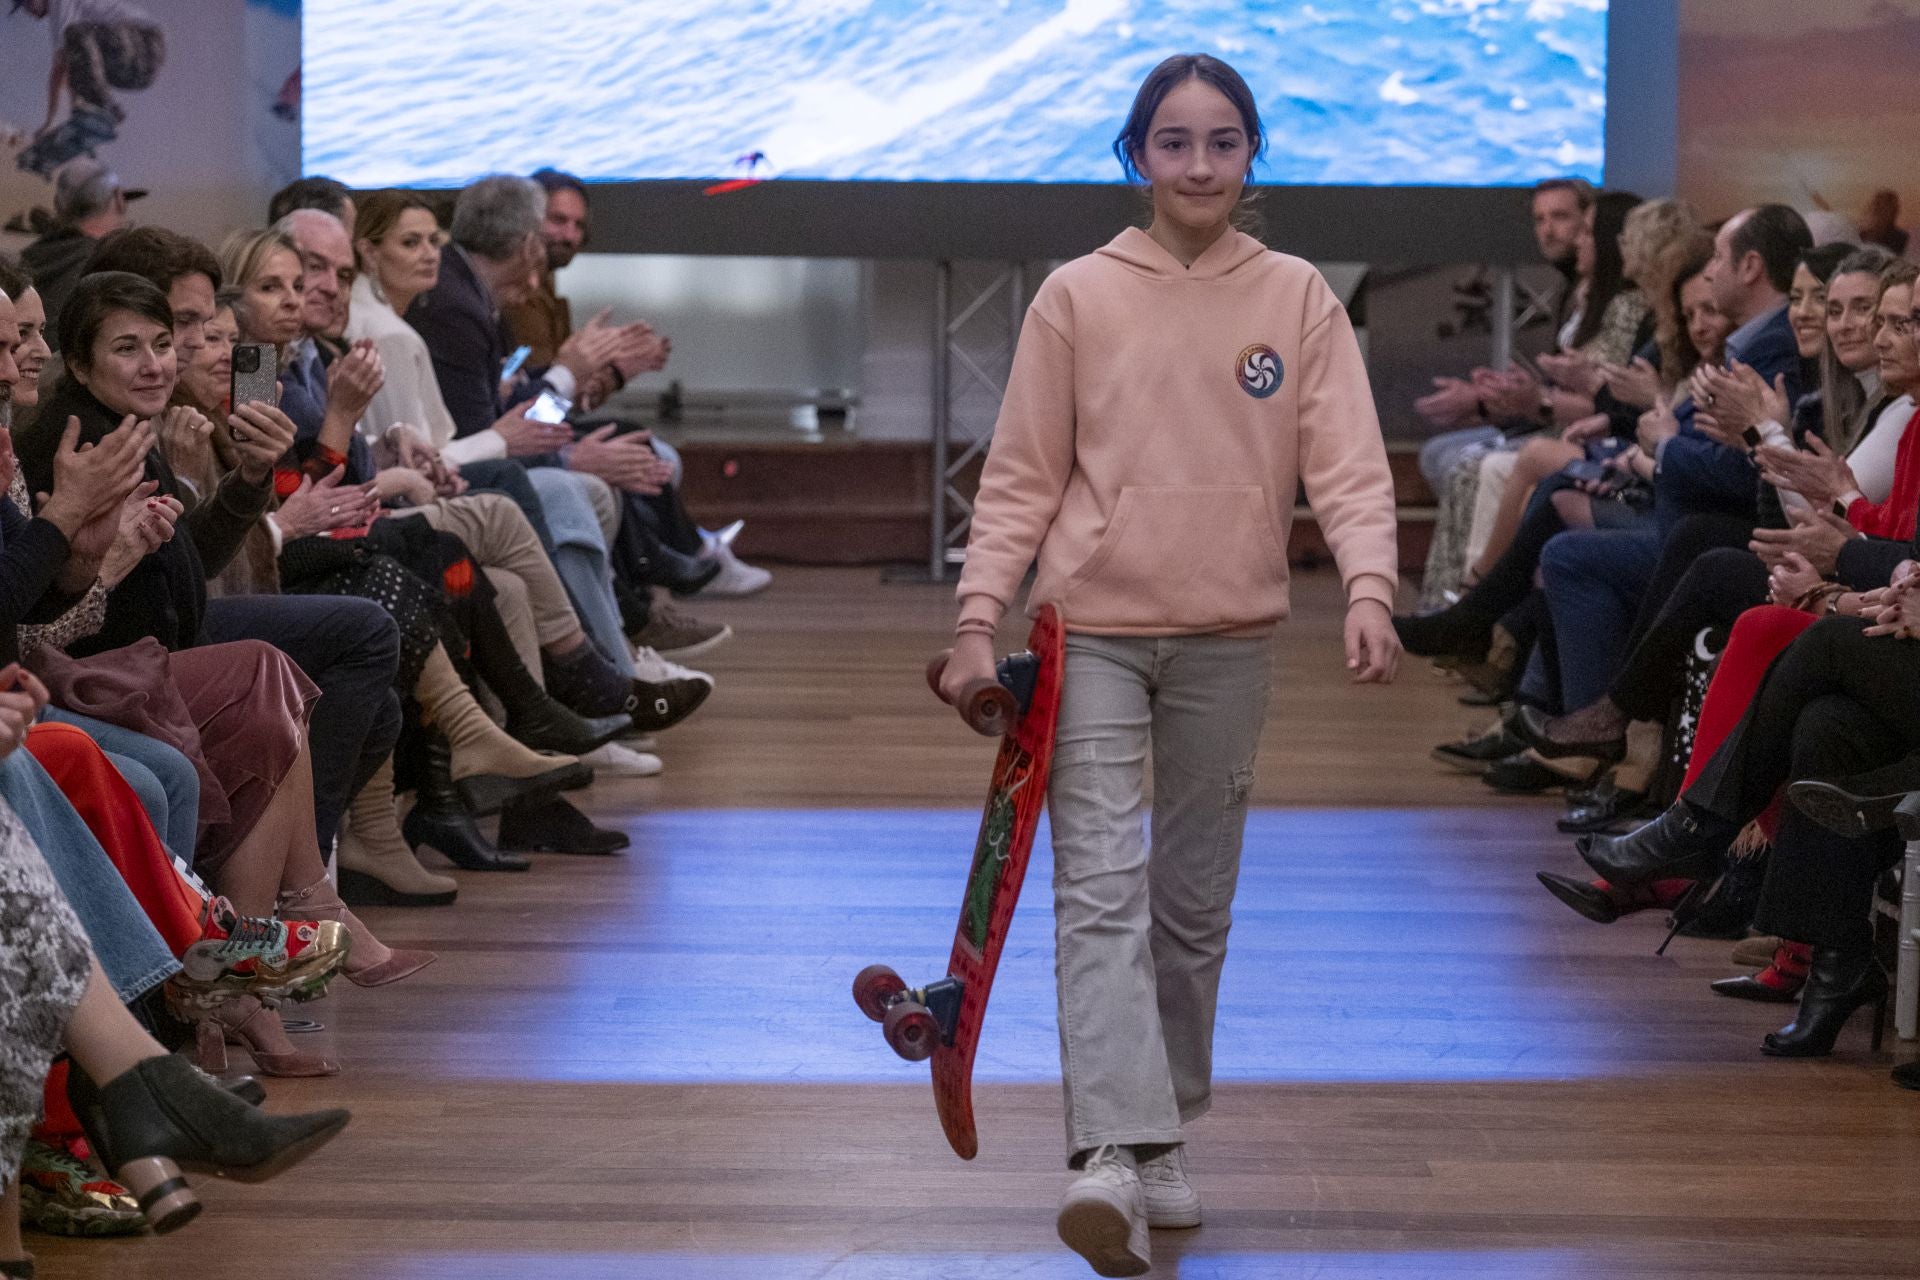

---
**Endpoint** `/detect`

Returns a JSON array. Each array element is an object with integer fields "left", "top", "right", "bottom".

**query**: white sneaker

[
  {"left": 1056, "top": 1145, "right": 1150, "bottom": 1277},
  {"left": 1138, "top": 1145, "right": 1201, "bottom": 1228},
  {"left": 579, "top": 741, "right": 664, "bottom": 778},
  {"left": 622, "top": 734, "right": 659, "bottom": 751},
  {"left": 630, "top": 645, "right": 713, "bottom": 689},
  {"left": 701, "top": 540, "right": 772, "bottom": 597}
]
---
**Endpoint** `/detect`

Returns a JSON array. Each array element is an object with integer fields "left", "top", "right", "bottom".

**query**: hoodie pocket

[{"left": 1064, "top": 485, "right": 1287, "bottom": 629}]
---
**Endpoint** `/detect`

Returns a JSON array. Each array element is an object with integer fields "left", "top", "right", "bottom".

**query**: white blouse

[{"left": 344, "top": 274, "right": 506, "bottom": 466}]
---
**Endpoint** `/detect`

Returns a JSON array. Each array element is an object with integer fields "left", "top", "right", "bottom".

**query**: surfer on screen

[{"left": 939, "top": 53, "right": 1401, "bottom": 1278}]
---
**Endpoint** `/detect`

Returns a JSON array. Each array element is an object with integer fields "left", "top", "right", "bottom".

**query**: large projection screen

[{"left": 303, "top": 0, "right": 1669, "bottom": 262}]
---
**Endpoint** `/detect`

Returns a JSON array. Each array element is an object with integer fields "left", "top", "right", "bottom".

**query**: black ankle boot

[
  {"left": 497, "top": 794, "right": 630, "bottom": 855},
  {"left": 1392, "top": 604, "right": 1495, "bottom": 661},
  {"left": 1788, "top": 771, "right": 1920, "bottom": 839},
  {"left": 1762, "top": 947, "right": 1888, "bottom": 1057},
  {"left": 65, "top": 1053, "right": 349, "bottom": 1234},
  {"left": 401, "top": 733, "right": 532, "bottom": 872},
  {"left": 1576, "top": 800, "right": 1737, "bottom": 887}
]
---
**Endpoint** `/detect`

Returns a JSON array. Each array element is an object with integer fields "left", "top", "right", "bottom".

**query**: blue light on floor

[{"left": 407, "top": 808, "right": 1665, "bottom": 1086}]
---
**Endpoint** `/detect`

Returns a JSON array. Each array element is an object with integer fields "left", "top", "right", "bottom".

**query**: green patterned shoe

[{"left": 19, "top": 1137, "right": 144, "bottom": 1238}]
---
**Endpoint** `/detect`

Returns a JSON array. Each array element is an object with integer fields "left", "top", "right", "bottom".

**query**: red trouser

[
  {"left": 25, "top": 722, "right": 208, "bottom": 1141},
  {"left": 1681, "top": 605, "right": 1820, "bottom": 832}
]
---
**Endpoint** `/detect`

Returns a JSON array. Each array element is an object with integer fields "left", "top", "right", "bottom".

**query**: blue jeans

[
  {"left": 525, "top": 465, "right": 634, "bottom": 677},
  {"left": 41, "top": 709, "right": 199, "bottom": 862},
  {"left": 0, "top": 751, "right": 177, "bottom": 1001},
  {"left": 1539, "top": 526, "right": 1664, "bottom": 710}
]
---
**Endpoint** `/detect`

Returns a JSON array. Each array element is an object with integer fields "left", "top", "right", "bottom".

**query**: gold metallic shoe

[{"left": 167, "top": 897, "right": 349, "bottom": 1013}]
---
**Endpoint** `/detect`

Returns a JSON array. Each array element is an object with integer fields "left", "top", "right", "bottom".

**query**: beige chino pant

[
  {"left": 415, "top": 492, "right": 583, "bottom": 675},
  {"left": 1048, "top": 632, "right": 1272, "bottom": 1163}
]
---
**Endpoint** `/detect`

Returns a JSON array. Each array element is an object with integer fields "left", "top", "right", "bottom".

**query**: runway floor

[{"left": 30, "top": 568, "right": 1920, "bottom": 1279}]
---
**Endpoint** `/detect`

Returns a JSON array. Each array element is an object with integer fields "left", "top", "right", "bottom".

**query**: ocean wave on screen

[{"left": 302, "top": 0, "right": 1606, "bottom": 187}]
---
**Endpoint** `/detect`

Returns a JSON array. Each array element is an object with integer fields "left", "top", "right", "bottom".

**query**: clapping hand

[
  {"left": 0, "top": 663, "right": 50, "bottom": 762},
  {"left": 39, "top": 414, "right": 152, "bottom": 539},
  {"left": 274, "top": 464, "right": 381, "bottom": 538},
  {"left": 1415, "top": 376, "right": 1482, "bottom": 428},
  {"left": 1757, "top": 434, "right": 1857, "bottom": 510},
  {"left": 98, "top": 483, "right": 183, "bottom": 589},
  {"left": 1635, "top": 399, "right": 1679, "bottom": 454},
  {"left": 1750, "top": 505, "right": 1855, "bottom": 574},
  {"left": 1537, "top": 351, "right": 1603, "bottom": 399},
  {"left": 1561, "top": 412, "right": 1611, "bottom": 445},
  {"left": 1598, "top": 357, "right": 1661, "bottom": 410},
  {"left": 325, "top": 340, "right": 385, "bottom": 423},
  {"left": 1767, "top": 551, "right": 1826, "bottom": 610}
]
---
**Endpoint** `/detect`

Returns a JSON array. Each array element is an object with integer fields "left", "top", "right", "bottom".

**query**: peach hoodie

[{"left": 956, "top": 226, "right": 1398, "bottom": 638}]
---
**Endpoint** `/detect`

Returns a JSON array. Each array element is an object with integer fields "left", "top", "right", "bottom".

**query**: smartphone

[
  {"left": 500, "top": 344, "right": 533, "bottom": 384},
  {"left": 229, "top": 342, "right": 277, "bottom": 439},
  {"left": 527, "top": 389, "right": 572, "bottom": 424}
]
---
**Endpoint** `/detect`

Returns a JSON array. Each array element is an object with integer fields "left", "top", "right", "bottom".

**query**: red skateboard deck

[{"left": 853, "top": 603, "right": 1064, "bottom": 1159}]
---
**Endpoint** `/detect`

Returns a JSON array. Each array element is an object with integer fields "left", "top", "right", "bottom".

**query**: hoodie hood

[
  {"left": 1093, "top": 225, "right": 1271, "bottom": 281},
  {"left": 21, "top": 227, "right": 93, "bottom": 276}
]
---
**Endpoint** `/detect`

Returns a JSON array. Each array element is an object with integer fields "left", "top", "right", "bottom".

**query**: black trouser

[
  {"left": 1684, "top": 615, "right": 1915, "bottom": 951},
  {"left": 1622, "top": 512, "right": 1755, "bottom": 652},
  {"left": 1446, "top": 481, "right": 1570, "bottom": 624},
  {"left": 1610, "top": 547, "right": 1770, "bottom": 721},
  {"left": 202, "top": 593, "right": 402, "bottom": 853}
]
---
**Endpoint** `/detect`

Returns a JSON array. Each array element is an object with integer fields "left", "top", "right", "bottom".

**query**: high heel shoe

[
  {"left": 402, "top": 732, "right": 532, "bottom": 872},
  {"left": 1512, "top": 704, "right": 1627, "bottom": 767},
  {"left": 1535, "top": 872, "right": 1692, "bottom": 924},
  {"left": 196, "top": 995, "right": 340, "bottom": 1078},
  {"left": 278, "top": 877, "right": 437, "bottom": 988},
  {"left": 1577, "top": 800, "right": 1738, "bottom": 888},
  {"left": 1711, "top": 941, "right": 1811, "bottom": 1003},
  {"left": 65, "top": 1052, "right": 349, "bottom": 1234},
  {"left": 1761, "top": 946, "right": 1889, "bottom": 1057}
]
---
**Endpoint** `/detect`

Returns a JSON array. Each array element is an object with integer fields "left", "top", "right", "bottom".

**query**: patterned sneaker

[
  {"left": 1057, "top": 1144, "right": 1150, "bottom": 1277},
  {"left": 19, "top": 1136, "right": 144, "bottom": 1237},
  {"left": 171, "top": 897, "right": 350, "bottom": 1011},
  {"left": 1138, "top": 1145, "right": 1202, "bottom": 1228},
  {"left": 629, "top": 603, "right": 732, "bottom": 659}
]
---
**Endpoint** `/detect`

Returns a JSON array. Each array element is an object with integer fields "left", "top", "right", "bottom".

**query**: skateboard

[
  {"left": 10, "top": 108, "right": 118, "bottom": 178},
  {"left": 852, "top": 602, "right": 1064, "bottom": 1159}
]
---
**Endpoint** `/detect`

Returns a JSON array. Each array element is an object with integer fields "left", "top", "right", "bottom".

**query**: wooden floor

[{"left": 32, "top": 569, "right": 1920, "bottom": 1279}]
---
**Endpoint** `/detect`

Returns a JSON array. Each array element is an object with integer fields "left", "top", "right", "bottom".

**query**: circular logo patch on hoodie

[{"left": 1237, "top": 344, "right": 1283, "bottom": 399}]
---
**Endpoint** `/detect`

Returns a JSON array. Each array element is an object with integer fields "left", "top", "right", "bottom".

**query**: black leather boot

[
  {"left": 1762, "top": 947, "right": 1888, "bottom": 1057},
  {"left": 1576, "top": 800, "right": 1737, "bottom": 887},
  {"left": 497, "top": 794, "right": 630, "bottom": 855},
  {"left": 402, "top": 733, "right": 532, "bottom": 872},
  {"left": 462, "top": 609, "right": 633, "bottom": 754},
  {"left": 1392, "top": 603, "right": 1496, "bottom": 661},
  {"left": 66, "top": 1053, "right": 349, "bottom": 1234},
  {"left": 1787, "top": 757, "right": 1920, "bottom": 838}
]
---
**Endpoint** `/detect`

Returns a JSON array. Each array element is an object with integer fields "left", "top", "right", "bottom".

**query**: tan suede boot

[
  {"left": 412, "top": 644, "right": 590, "bottom": 815},
  {"left": 337, "top": 757, "right": 459, "bottom": 908}
]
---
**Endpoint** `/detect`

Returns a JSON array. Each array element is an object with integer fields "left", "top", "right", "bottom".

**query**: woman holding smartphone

[{"left": 940, "top": 54, "right": 1400, "bottom": 1277}]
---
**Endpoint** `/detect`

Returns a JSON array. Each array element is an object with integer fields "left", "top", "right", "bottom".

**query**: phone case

[{"left": 230, "top": 343, "right": 278, "bottom": 409}]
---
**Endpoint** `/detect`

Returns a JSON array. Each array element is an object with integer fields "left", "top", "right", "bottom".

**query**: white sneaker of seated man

[
  {"left": 578, "top": 741, "right": 663, "bottom": 777},
  {"left": 699, "top": 522, "right": 771, "bottom": 597},
  {"left": 1056, "top": 1145, "right": 1151, "bottom": 1277}
]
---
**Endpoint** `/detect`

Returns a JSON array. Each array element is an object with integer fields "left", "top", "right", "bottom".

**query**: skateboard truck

[
  {"left": 852, "top": 965, "right": 965, "bottom": 1062},
  {"left": 927, "top": 650, "right": 1040, "bottom": 737}
]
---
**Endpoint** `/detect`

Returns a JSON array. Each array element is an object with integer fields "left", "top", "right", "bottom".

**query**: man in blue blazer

[{"left": 1538, "top": 205, "right": 1815, "bottom": 712}]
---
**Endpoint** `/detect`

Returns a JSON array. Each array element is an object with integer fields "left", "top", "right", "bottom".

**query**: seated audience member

[
  {"left": 1457, "top": 197, "right": 1690, "bottom": 586},
  {"left": 512, "top": 170, "right": 770, "bottom": 604},
  {"left": 12, "top": 272, "right": 432, "bottom": 1002},
  {"left": 406, "top": 176, "right": 750, "bottom": 650},
  {"left": 0, "top": 716, "right": 351, "bottom": 1257},
  {"left": 1569, "top": 589, "right": 1920, "bottom": 1087},
  {"left": 1531, "top": 205, "right": 1815, "bottom": 717},
  {"left": 1416, "top": 177, "right": 1593, "bottom": 487},
  {"left": 78, "top": 226, "right": 409, "bottom": 858},
  {"left": 288, "top": 202, "right": 716, "bottom": 739},
  {"left": 267, "top": 174, "right": 357, "bottom": 237},
  {"left": 1523, "top": 251, "right": 1913, "bottom": 767},
  {"left": 21, "top": 159, "right": 139, "bottom": 349}
]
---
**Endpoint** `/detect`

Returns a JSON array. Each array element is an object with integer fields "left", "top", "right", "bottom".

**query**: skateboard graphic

[
  {"left": 8, "top": 108, "right": 118, "bottom": 178},
  {"left": 852, "top": 603, "right": 1064, "bottom": 1159}
]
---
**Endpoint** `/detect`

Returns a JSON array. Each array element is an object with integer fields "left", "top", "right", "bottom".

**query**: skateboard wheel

[
  {"left": 959, "top": 680, "right": 1018, "bottom": 737},
  {"left": 851, "top": 963, "right": 906, "bottom": 1023},
  {"left": 883, "top": 1000, "right": 939, "bottom": 1061}
]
